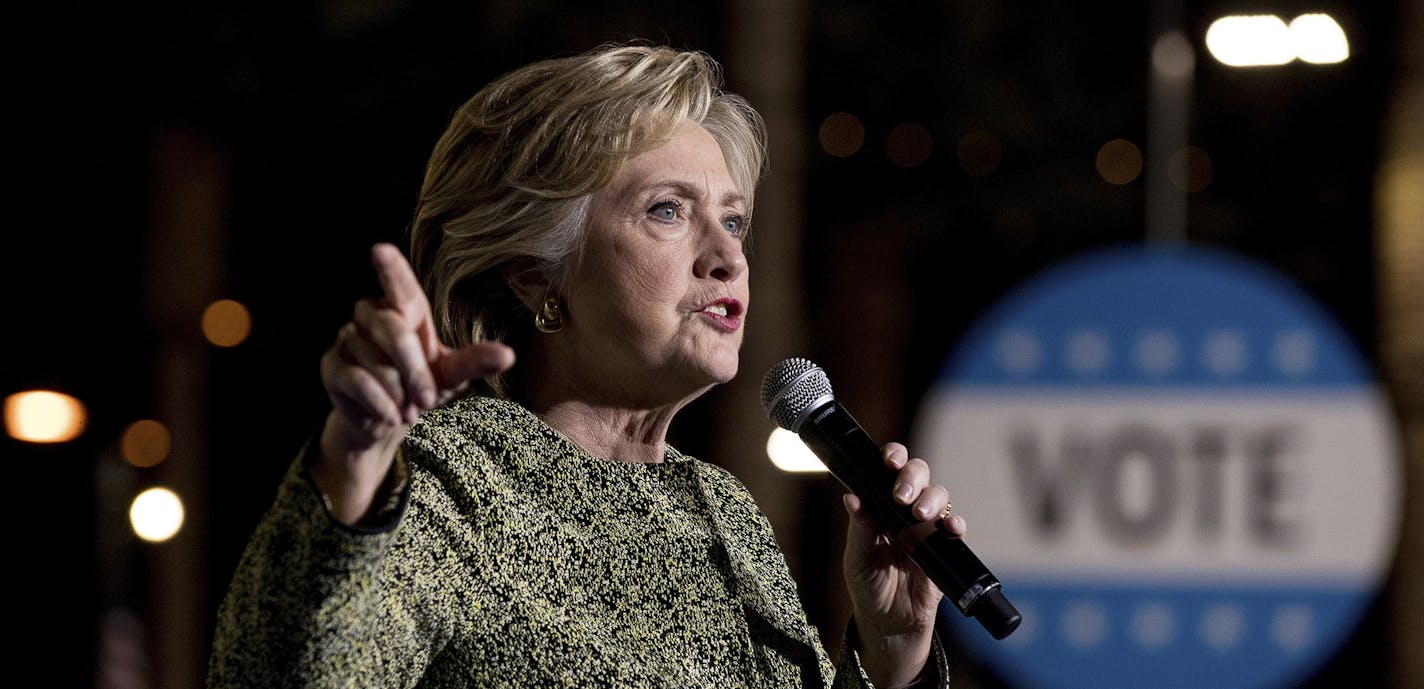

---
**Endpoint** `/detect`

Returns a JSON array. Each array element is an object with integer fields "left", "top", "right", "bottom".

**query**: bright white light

[
  {"left": 1206, "top": 15, "right": 1294, "bottom": 67},
  {"left": 4, "top": 390, "right": 87, "bottom": 443},
  {"left": 130, "top": 487, "right": 185, "bottom": 542},
  {"left": 1290, "top": 14, "right": 1349, "bottom": 64},
  {"left": 767, "top": 428, "right": 827, "bottom": 473}
]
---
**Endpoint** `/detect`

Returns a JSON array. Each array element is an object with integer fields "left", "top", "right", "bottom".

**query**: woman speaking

[{"left": 208, "top": 44, "right": 964, "bottom": 689}]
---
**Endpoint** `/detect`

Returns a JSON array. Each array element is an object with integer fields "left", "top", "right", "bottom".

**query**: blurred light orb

[
  {"left": 202, "top": 299, "right": 251, "bottom": 347},
  {"left": 1206, "top": 15, "right": 1295, "bottom": 66},
  {"left": 957, "top": 129, "right": 1002, "bottom": 177},
  {"left": 1207, "top": 14, "right": 1347, "bottom": 66},
  {"left": 1096, "top": 138, "right": 1144, "bottom": 185},
  {"left": 1169, "top": 146, "right": 1213, "bottom": 192},
  {"left": 819, "top": 112, "right": 865, "bottom": 158},
  {"left": 130, "top": 487, "right": 184, "bottom": 542},
  {"left": 767, "top": 428, "right": 827, "bottom": 473},
  {"left": 1151, "top": 31, "right": 1195, "bottom": 78},
  {"left": 4, "top": 390, "right": 86, "bottom": 443},
  {"left": 886, "top": 121, "right": 934, "bottom": 168},
  {"left": 1290, "top": 14, "right": 1349, "bottom": 64},
  {"left": 121, "top": 419, "right": 171, "bottom": 468}
]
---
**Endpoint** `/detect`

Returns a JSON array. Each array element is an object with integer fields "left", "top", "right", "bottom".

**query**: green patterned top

[{"left": 208, "top": 396, "right": 947, "bottom": 688}]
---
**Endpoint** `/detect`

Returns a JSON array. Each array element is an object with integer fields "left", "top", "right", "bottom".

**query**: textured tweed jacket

[{"left": 208, "top": 396, "right": 947, "bottom": 688}]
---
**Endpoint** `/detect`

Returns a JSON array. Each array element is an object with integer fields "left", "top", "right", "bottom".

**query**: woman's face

[{"left": 556, "top": 121, "right": 750, "bottom": 406}]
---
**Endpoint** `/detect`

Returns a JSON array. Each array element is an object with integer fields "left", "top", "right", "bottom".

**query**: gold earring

[{"left": 534, "top": 295, "right": 564, "bottom": 334}]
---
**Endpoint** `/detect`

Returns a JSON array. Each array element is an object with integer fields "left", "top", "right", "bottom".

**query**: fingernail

[
  {"left": 915, "top": 503, "right": 933, "bottom": 518},
  {"left": 895, "top": 483, "right": 912, "bottom": 502}
]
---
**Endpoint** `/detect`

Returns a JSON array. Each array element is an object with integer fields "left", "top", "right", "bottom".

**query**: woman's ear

[{"left": 501, "top": 260, "right": 550, "bottom": 313}]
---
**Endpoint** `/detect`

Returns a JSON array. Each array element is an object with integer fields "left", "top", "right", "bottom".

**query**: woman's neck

[
  {"left": 515, "top": 338, "right": 715, "bottom": 463},
  {"left": 530, "top": 397, "right": 680, "bottom": 464}
]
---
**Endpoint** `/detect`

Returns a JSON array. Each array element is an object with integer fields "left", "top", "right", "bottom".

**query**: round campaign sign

[{"left": 914, "top": 246, "right": 1401, "bottom": 689}]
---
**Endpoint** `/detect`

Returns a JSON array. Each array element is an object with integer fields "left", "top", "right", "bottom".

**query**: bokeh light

[
  {"left": 1096, "top": 139, "right": 1144, "bottom": 185},
  {"left": 202, "top": 299, "right": 251, "bottom": 347},
  {"left": 957, "top": 129, "right": 1003, "bottom": 177},
  {"left": 1290, "top": 14, "right": 1349, "bottom": 64},
  {"left": 1206, "top": 15, "right": 1294, "bottom": 67},
  {"left": 121, "top": 419, "right": 171, "bottom": 468},
  {"left": 819, "top": 112, "right": 865, "bottom": 158},
  {"left": 130, "top": 487, "right": 185, "bottom": 542},
  {"left": 1169, "top": 146, "right": 1214, "bottom": 192},
  {"left": 1151, "top": 31, "right": 1195, "bottom": 79},
  {"left": 767, "top": 428, "right": 827, "bottom": 473},
  {"left": 4, "top": 390, "right": 86, "bottom": 443},
  {"left": 886, "top": 121, "right": 934, "bottom": 168}
]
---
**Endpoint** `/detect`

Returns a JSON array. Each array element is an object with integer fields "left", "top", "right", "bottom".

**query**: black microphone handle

[{"left": 797, "top": 400, "right": 1022, "bottom": 640}]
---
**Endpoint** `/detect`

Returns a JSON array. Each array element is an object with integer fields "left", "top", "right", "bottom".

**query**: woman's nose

[{"left": 694, "top": 221, "right": 747, "bottom": 282}]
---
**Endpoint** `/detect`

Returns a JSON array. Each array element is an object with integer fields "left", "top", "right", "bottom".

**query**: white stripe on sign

[{"left": 916, "top": 386, "right": 1400, "bottom": 585}]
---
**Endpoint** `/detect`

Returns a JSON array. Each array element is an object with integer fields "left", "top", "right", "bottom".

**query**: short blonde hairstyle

[{"left": 410, "top": 44, "right": 767, "bottom": 396}]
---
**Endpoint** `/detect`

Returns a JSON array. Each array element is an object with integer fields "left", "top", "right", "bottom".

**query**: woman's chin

[
  {"left": 705, "top": 353, "right": 741, "bottom": 384},
  {"left": 681, "top": 355, "right": 740, "bottom": 392}
]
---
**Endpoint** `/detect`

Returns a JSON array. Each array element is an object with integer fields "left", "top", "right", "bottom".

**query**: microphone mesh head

[{"left": 761, "top": 358, "right": 834, "bottom": 431}]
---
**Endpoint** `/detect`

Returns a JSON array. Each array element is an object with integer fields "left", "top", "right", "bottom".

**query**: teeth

[{"left": 706, "top": 304, "right": 729, "bottom": 316}]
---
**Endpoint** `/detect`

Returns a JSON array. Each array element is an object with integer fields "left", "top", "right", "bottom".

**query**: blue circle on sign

[{"left": 914, "top": 245, "right": 1400, "bottom": 689}]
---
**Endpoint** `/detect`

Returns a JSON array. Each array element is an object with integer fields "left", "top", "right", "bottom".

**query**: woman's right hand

[{"left": 313, "top": 243, "right": 515, "bottom": 524}]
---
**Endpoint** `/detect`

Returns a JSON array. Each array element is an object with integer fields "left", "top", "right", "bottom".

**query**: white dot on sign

[
  {"left": 1200, "top": 603, "right": 1246, "bottom": 652},
  {"left": 1270, "top": 604, "right": 1314, "bottom": 653},
  {"left": 1004, "top": 600, "right": 1038, "bottom": 647},
  {"left": 1065, "top": 329, "right": 1111, "bottom": 377},
  {"left": 1060, "top": 600, "right": 1109, "bottom": 650},
  {"left": 1272, "top": 329, "right": 1316, "bottom": 378},
  {"left": 1202, "top": 328, "right": 1248, "bottom": 378},
  {"left": 1129, "top": 602, "right": 1177, "bottom": 650},
  {"left": 130, "top": 487, "right": 185, "bottom": 542},
  {"left": 996, "top": 329, "right": 1042, "bottom": 375},
  {"left": 1133, "top": 330, "right": 1179, "bottom": 376},
  {"left": 766, "top": 428, "right": 827, "bottom": 473}
]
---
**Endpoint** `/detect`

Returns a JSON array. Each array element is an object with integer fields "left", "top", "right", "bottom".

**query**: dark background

[{"left": 2, "top": 1, "right": 1408, "bottom": 687}]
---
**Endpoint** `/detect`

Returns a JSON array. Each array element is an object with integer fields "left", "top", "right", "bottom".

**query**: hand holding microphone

[{"left": 761, "top": 358, "right": 1021, "bottom": 642}]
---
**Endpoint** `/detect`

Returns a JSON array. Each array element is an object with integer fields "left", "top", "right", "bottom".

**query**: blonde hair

[{"left": 409, "top": 44, "right": 767, "bottom": 397}]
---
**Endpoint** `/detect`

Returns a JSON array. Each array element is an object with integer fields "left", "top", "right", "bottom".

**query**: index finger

[
  {"left": 371, "top": 243, "right": 429, "bottom": 314},
  {"left": 881, "top": 442, "right": 909, "bottom": 470}
]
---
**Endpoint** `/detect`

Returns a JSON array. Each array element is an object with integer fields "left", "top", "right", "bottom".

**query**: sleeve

[
  {"left": 833, "top": 617, "right": 951, "bottom": 689},
  {"left": 206, "top": 440, "right": 452, "bottom": 689}
]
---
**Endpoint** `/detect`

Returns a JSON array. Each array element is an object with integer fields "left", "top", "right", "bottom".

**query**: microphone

[{"left": 761, "top": 357, "right": 1021, "bottom": 640}]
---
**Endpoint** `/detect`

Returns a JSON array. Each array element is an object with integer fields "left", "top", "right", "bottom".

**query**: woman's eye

[
  {"left": 722, "top": 215, "right": 745, "bottom": 235},
  {"left": 649, "top": 200, "right": 681, "bottom": 221}
]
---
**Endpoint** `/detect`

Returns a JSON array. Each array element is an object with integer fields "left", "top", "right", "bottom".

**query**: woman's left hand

[{"left": 842, "top": 441, "right": 966, "bottom": 688}]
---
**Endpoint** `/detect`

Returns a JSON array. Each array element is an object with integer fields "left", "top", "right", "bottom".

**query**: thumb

[{"left": 432, "top": 342, "right": 516, "bottom": 391}]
